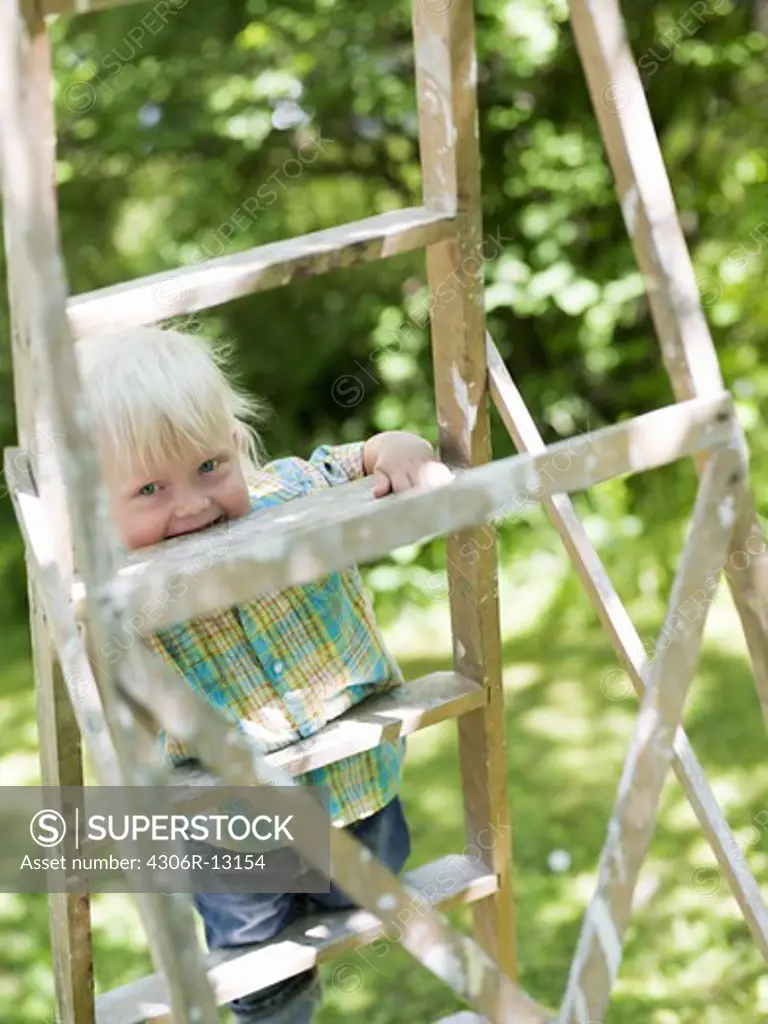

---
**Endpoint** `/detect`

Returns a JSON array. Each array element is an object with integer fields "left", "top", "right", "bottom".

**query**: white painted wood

[
  {"left": 559, "top": 446, "right": 744, "bottom": 1022},
  {"left": 67, "top": 207, "right": 456, "bottom": 337},
  {"left": 93, "top": 854, "right": 507, "bottom": 1024},
  {"left": 413, "top": 0, "right": 516, "bottom": 978},
  {"left": 488, "top": 337, "right": 768, "bottom": 962},
  {"left": 437, "top": 1015, "right": 492, "bottom": 1023},
  {"left": 568, "top": 0, "right": 768, "bottom": 734},
  {"left": 71, "top": 394, "right": 736, "bottom": 631},
  {"left": 0, "top": 6, "right": 222, "bottom": 1021}
]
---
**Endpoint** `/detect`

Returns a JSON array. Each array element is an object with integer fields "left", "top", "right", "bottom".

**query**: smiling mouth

[{"left": 169, "top": 515, "right": 227, "bottom": 539}]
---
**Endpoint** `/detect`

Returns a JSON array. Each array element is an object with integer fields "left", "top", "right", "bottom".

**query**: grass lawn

[{"left": 1, "top": 553, "right": 767, "bottom": 1023}]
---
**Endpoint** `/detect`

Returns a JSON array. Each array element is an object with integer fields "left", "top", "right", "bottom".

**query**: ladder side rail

[
  {"left": 567, "top": 0, "right": 768, "bottom": 734},
  {"left": 0, "top": 11, "right": 94, "bottom": 1022},
  {"left": 412, "top": 0, "right": 516, "bottom": 978},
  {"left": 558, "top": 444, "right": 745, "bottom": 1022},
  {"left": 0, "top": 6, "right": 223, "bottom": 1022},
  {"left": 4, "top": 451, "right": 146, "bottom": 778}
]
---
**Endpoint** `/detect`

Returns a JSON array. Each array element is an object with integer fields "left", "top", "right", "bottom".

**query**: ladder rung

[
  {"left": 74, "top": 393, "right": 735, "bottom": 632},
  {"left": 76, "top": 672, "right": 484, "bottom": 860},
  {"left": 94, "top": 853, "right": 498, "bottom": 1024},
  {"left": 66, "top": 206, "right": 456, "bottom": 338},
  {"left": 171, "top": 671, "right": 484, "bottom": 786}
]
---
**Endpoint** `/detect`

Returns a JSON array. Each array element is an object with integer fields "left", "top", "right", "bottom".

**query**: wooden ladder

[{"left": 1, "top": 2, "right": 767, "bottom": 1023}]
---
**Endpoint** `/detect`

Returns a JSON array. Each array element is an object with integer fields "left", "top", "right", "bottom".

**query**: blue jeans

[{"left": 192, "top": 796, "right": 411, "bottom": 1023}]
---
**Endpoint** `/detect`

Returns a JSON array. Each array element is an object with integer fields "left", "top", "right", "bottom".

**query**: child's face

[{"left": 106, "top": 434, "right": 252, "bottom": 551}]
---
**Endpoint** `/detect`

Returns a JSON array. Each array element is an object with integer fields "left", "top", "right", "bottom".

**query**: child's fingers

[
  {"left": 370, "top": 470, "right": 392, "bottom": 498},
  {"left": 418, "top": 460, "right": 453, "bottom": 488},
  {"left": 372, "top": 459, "right": 452, "bottom": 496},
  {"left": 403, "top": 459, "right": 453, "bottom": 490},
  {"left": 387, "top": 469, "right": 413, "bottom": 494}
]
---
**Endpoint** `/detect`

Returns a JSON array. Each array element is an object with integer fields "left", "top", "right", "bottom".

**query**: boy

[{"left": 77, "top": 325, "right": 452, "bottom": 1023}]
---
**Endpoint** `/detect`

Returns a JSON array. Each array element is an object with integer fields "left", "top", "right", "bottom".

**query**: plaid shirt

[{"left": 147, "top": 442, "right": 406, "bottom": 826}]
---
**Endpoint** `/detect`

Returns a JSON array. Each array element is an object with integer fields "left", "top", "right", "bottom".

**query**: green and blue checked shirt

[{"left": 147, "top": 442, "right": 406, "bottom": 826}]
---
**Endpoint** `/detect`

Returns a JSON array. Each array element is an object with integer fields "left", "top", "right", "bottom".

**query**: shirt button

[{"left": 273, "top": 660, "right": 284, "bottom": 675}]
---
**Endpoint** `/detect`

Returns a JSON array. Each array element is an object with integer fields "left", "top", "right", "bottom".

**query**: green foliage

[{"left": 0, "top": 0, "right": 766, "bottom": 624}]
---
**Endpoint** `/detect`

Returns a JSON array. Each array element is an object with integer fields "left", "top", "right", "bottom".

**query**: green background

[{"left": 0, "top": 0, "right": 767, "bottom": 1020}]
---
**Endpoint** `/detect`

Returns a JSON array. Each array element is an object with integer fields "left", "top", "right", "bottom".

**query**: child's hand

[{"left": 363, "top": 430, "right": 453, "bottom": 498}]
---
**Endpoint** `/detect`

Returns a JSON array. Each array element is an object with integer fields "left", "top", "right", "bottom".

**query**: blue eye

[{"left": 200, "top": 458, "right": 220, "bottom": 474}]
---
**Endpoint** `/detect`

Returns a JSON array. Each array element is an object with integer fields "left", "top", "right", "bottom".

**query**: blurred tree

[{"left": 0, "top": 0, "right": 766, "bottom": 623}]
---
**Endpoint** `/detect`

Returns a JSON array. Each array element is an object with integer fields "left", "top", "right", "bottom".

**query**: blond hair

[{"left": 76, "top": 326, "right": 265, "bottom": 480}]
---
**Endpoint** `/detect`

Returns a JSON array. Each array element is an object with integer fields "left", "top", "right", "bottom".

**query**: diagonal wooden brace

[
  {"left": 487, "top": 336, "right": 768, "bottom": 962},
  {"left": 557, "top": 443, "right": 746, "bottom": 1023}
]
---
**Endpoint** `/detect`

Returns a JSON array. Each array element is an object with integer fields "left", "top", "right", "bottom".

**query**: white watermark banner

[{"left": 0, "top": 785, "right": 331, "bottom": 894}]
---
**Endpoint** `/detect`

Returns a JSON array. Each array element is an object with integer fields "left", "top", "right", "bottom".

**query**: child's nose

[{"left": 174, "top": 489, "right": 211, "bottom": 517}]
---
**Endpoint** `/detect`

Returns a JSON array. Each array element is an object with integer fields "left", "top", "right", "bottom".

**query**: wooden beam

[
  {"left": 5, "top": 450, "right": 192, "bottom": 779},
  {"left": 0, "top": 9, "right": 95, "bottom": 1023},
  {"left": 172, "top": 671, "right": 485, "bottom": 780},
  {"left": 94, "top": 854, "right": 542, "bottom": 1024},
  {"left": 487, "top": 337, "right": 768, "bottom": 962},
  {"left": 559, "top": 446, "right": 744, "bottom": 1022},
  {"left": 568, "top": 0, "right": 768, "bottom": 734},
  {"left": 82, "top": 671, "right": 487, "bottom": 856},
  {"left": 0, "top": 6, "right": 224, "bottom": 1021},
  {"left": 67, "top": 207, "right": 456, "bottom": 337},
  {"left": 413, "top": 0, "right": 516, "bottom": 982},
  {"left": 107, "top": 637, "right": 554, "bottom": 1019},
  {"left": 74, "top": 394, "right": 738, "bottom": 632}
]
